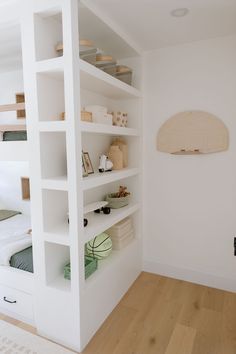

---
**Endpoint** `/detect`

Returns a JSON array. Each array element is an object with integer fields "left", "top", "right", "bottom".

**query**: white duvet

[{"left": 0, "top": 214, "right": 32, "bottom": 266}]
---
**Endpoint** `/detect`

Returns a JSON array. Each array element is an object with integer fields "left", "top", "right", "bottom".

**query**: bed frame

[{"left": 0, "top": 266, "right": 34, "bottom": 325}]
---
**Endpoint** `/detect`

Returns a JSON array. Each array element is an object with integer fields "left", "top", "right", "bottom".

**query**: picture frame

[
  {"left": 83, "top": 151, "right": 94, "bottom": 175},
  {"left": 82, "top": 153, "right": 88, "bottom": 177}
]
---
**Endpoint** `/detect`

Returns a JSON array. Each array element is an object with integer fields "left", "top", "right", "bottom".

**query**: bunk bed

[{"left": 0, "top": 210, "right": 34, "bottom": 324}]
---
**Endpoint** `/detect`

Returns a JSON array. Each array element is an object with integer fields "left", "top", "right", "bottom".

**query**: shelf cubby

[
  {"left": 34, "top": 11, "right": 63, "bottom": 61},
  {"left": 36, "top": 72, "right": 64, "bottom": 121},
  {"left": 42, "top": 189, "right": 69, "bottom": 236},
  {"left": 82, "top": 168, "right": 139, "bottom": 191},
  {"left": 44, "top": 242, "right": 70, "bottom": 292},
  {"left": 40, "top": 132, "right": 67, "bottom": 179},
  {"left": 84, "top": 203, "right": 139, "bottom": 244}
]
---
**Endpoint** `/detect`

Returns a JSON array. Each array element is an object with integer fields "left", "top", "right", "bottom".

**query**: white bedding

[{"left": 0, "top": 214, "right": 32, "bottom": 266}]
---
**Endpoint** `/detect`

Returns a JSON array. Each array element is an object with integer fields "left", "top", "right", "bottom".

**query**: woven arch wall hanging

[{"left": 157, "top": 111, "right": 229, "bottom": 155}]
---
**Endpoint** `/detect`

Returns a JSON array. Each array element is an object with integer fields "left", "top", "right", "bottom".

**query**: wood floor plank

[
  {"left": 191, "top": 308, "right": 223, "bottom": 354},
  {"left": 202, "top": 287, "right": 225, "bottom": 312},
  {"left": 177, "top": 282, "right": 205, "bottom": 329},
  {"left": 82, "top": 304, "right": 137, "bottom": 354},
  {"left": 1, "top": 272, "right": 236, "bottom": 354},
  {"left": 164, "top": 324, "right": 196, "bottom": 354},
  {"left": 222, "top": 292, "right": 236, "bottom": 354}
]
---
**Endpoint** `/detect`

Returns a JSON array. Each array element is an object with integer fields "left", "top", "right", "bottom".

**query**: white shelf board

[
  {"left": 0, "top": 141, "right": 28, "bottom": 161},
  {"left": 82, "top": 168, "right": 139, "bottom": 191},
  {"left": 41, "top": 176, "right": 68, "bottom": 191},
  {"left": 80, "top": 122, "right": 139, "bottom": 137},
  {"left": 35, "top": 57, "right": 64, "bottom": 79},
  {"left": 38, "top": 121, "right": 67, "bottom": 132},
  {"left": 84, "top": 203, "right": 139, "bottom": 244},
  {"left": 48, "top": 275, "right": 71, "bottom": 293},
  {"left": 85, "top": 238, "right": 139, "bottom": 288},
  {"left": 44, "top": 233, "right": 70, "bottom": 246},
  {"left": 80, "top": 59, "right": 142, "bottom": 99},
  {"left": 79, "top": 1, "right": 141, "bottom": 59}
]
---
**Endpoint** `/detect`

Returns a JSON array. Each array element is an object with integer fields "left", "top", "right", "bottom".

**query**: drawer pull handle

[{"left": 3, "top": 296, "right": 17, "bottom": 304}]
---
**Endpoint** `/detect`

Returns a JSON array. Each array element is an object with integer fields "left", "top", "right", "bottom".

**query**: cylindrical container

[
  {"left": 108, "top": 145, "right": 123, "bottom": 170},
  {"left": 112, "top": 138, "right": 128, "bottom": 168}
]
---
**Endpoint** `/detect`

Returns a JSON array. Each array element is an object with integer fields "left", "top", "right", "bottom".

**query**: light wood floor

[{"left": 1, "top": 272, "right": 236, "bottom": 354}]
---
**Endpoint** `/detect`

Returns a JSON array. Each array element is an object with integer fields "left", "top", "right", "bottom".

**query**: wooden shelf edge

[{"left": 0, "top": 102, "right": 25, "bottom": 113}]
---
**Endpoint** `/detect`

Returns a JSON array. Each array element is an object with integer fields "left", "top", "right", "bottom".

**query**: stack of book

[{"left": 106, "top": 217, "right": 134, "bottom": 250}]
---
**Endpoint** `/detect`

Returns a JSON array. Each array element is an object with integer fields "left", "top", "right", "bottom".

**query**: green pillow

[{"left": 0, "top": 210, "right": 21, "bottom": 221}]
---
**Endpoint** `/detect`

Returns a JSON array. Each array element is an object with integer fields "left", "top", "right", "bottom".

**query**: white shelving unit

[{"left": 21, "top": 0, "right": 143, "bottom": 351}]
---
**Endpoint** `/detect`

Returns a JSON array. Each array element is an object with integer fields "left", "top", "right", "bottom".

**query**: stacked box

[{"left": 106, "top": 217, "right": 134, "bottom": 250}]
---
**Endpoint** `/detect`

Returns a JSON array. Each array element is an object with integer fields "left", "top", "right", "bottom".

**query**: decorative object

[
  {"left": 105, "top": 186, "right": 130, "bottom": 209},
  {"left": 82, "top": 153, "right": 88, "bottom": 177},
  {"left": 86, "top": 233, "right": 112, "bottom": 260},
  {"left": 111, "top": 137, "right": 128, "bottom": 167},
  {"left": 108, "top": 145, "right": 123, "bottom": 170},
  {"left": 106, "top": 217, "right": 134, "bottom": 250},
  {"left": 0, "top": 320, "right": 74, "bottom": 354},
  {"left": 64, "top": 256, "right": 98, "bottom": 280},
  {"left": 83, "top": 152, "right": 94, "bottom": 174},
  {"left": 99, "top": 154, "right": 113, "bottom": 172},
  {"left": 157, "top": 111, "right": 229, "bottom": 154},
  {"left": 112, "top": 111, "right": 128, "bottom": 127},
  {"left": 85, "top": 105, "right": 112, "bottom": 125},
  {"left": 81, "top": 110, "right": 92, "bottom": 122},
  {"left": 115, "top": 65, "right": 132, "bottom": 85}
]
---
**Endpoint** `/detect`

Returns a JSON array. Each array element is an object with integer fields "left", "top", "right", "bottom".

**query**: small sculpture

[{"left": 99, "top": 155, "right": 113, "bottom": 172}]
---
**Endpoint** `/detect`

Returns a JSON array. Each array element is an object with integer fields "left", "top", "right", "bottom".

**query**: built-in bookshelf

[{"left": 21, "top": 0, "right": 143, "bottom": 351}]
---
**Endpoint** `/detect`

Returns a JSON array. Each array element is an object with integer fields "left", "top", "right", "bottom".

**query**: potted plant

[{"left": 105, "top": 186, "right": 130, "bottom": 209}]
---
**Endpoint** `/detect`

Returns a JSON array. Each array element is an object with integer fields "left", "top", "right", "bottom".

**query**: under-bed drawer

[{"left": 0, "top": 285, "right": 34, "bottom": 321}]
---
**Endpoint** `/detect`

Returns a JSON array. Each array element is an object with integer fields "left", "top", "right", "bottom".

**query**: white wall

[
  {"left": 0, "top": 162, "right": 30, "bottom": 215},
  {"left": 0, "top": 69, "right": 24, "bottom": 125},
  {"left": 143, "top": 35, "right": 236, "bottom": 291}
]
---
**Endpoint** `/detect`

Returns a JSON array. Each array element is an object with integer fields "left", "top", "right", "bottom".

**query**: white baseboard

[{"left": 143, "top": 260, "right": 236, "bottom": 293}]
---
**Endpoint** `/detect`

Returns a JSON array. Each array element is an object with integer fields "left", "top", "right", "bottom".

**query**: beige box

[{"left": 112, "top": 111, "right": 128, "bottom": 127}]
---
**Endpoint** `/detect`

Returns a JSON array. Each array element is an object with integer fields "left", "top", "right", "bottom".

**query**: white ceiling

[
  {"left": 90, "top": 0, "right": 236, "bottom": 51},
  {"left": 0, "top": 0, "right": 236, "bottom": 73}
]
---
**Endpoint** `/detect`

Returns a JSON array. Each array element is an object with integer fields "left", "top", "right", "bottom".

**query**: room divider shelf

[
  {"left": 44, "top": 232, "right": 70, "bottom": 246},
  {"left": 38, "top": 121, "right": 67, "bottom": 132},
  {"left": 80, "top": 121, "right": 139, "bottom": 137},
  {"left": 85, "top": 238, "right": 140, "bottom": 288},
  {"left": 41, "top": 176, "right": 68, "bottom": 191},
  {"left": 82, "top": 168, "right": 139, "bottom": 191},
  {"left": 35, "top": 56, "right": 64, "bottom": 78},
  {"left": 84, "top": 203, "right": 139, "bottom": 244}
]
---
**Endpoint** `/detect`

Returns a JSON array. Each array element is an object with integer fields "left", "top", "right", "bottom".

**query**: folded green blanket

[
  {"left": 3, "top": 131, "right": 27, "bottom": 141},
  {"left": 0, "top": 210, "right": 21, "bottom": 221}
]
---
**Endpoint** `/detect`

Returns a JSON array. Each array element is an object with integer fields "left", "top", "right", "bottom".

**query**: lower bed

[
  {"left": 0, "top": 210, "right": 33, "bottom": 273},
  {"left": 10, "top": 246, "right": 33, "bottom": 273}
]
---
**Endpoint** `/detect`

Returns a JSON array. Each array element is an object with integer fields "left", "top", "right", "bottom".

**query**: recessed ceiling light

[{"left": 170, "top": 8, "right": 189, "bottom": 18}]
